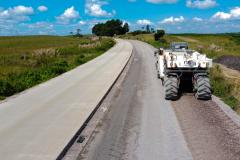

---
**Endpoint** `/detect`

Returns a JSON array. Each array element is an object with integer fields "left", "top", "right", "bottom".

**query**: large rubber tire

[
  {"left": 164, "top": 76, "right": 179, "bottom": 100},
  {"left": 195, "top": 76, "right": 211, "bottom": 100}
]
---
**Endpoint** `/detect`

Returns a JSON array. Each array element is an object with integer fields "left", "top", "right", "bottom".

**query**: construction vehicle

[{"left": 155, "top": 42, "right": 212, "bottom": 100}]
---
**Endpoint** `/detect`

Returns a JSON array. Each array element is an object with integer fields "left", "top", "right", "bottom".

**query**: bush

[
  {"left": 75, "top": 55, "right": 88, "bottom": 65},
  {"left": 49, "top": 60, "right": 69, "bottom": 75},
  {"left": 0, "top": 79, "right": 14, "bottom": 97},
  {"left": 224, "top": 96, "right": 239, "bottom": 110},
  {"left": 154, "top": 30, "right": 165, "bottom": 41}
]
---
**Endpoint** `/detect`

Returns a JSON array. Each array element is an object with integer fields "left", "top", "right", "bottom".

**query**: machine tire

[
  {"left": 164, "top": 76, "right": 179, "bottom": 100},
  {"left": 195, "top": 76, "right": 211, "bottom": 100}
]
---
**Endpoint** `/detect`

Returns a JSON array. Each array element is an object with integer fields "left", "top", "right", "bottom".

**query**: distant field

[
  {"left": 121, "top": 33, "right": 240, "bottom": 59},
  {"left": 121, "top": 33, "right": 240, "bottom": 113},
  {"left": 0, "top": 36, "right": 115, "bottom": 100}
]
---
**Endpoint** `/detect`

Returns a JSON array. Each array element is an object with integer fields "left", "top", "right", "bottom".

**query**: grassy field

[
  {"left": 121, "top": 33, "right": 240, "bottom": 113},
  {"left": 121, "top": 33, "right": 240, "bottom": 58},
  {"left": 0, "top": 36, "right": 115, "bottom": 100}
]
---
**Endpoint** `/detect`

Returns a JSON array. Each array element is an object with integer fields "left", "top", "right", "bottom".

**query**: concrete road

[
  {"left": 80, "top": 40, "right": 240, "bottom": 160},
  {"left": 0, "top": 39, "right": 132, "bottom": 160}
]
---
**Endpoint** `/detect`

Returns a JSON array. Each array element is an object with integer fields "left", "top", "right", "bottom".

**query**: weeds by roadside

[{"left": 210, "top": 65, "right": 240, "bottom": 112}]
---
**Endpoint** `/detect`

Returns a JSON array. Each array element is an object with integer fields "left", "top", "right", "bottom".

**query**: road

[
  {"left": 0, "top": 39, "right": 132, "bottom": 160},
  {"left": 80, "top": 40, "right": 240, "bottom": 160}
]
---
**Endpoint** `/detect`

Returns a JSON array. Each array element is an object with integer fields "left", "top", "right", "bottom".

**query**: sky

[{"left": 0, "top": 0, "right": 239, "bottom": 35}]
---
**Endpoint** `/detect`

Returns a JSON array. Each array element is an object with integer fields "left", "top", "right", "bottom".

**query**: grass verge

[
  {"left": 0, "top": 36, "right": 115, "bottom": 100},
  {"left": 210, "top": 65, "right": 240, "bottom": 113}
]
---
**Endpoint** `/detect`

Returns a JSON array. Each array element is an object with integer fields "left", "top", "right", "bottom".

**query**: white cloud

[
  {"left": 160, "top": 16, "right": 184, "bottom": 24},
  {"left": 85, "top": 0, "right": 115, "bottom": 17},
  {"left": 38, "top": 6, "right": 48, "bottom": 12},
  {"left": 23, "top": 21, "right": 56, "bottom": 35},
  {"left": 212, "top": 12, "right": 231, "bottom": 20},
  {"left": 28, "top": 22, "right": 53, "bottom": 29},
  {"left": 0, "top": 5, "right": 34, "bottom": 22},
  {"left": 0, "top": 6, "right": 34, "bottom": 17},
  {"left": 57, "top": 6, "right": 80, "bottom": 24},
  {"left": 11, "top": 6, "right": 34, "bottom": 15},
  {"left": 212, "top": 7, "right": 240, "bottom": 20},
  {"left": 193, "top": 17, "right": 203, "bottom": 21},
  {"left": 186, "top": 0, "right": 217, "bottom": 9},
  {"left": 146, "top": 0, "right": 177, "bottom": 4},
  {"left": 230, "top": 7, "right": 240, "bottom": 18},
  {"left": 137, "top": 19, "right": 152, "bottom": 25}
]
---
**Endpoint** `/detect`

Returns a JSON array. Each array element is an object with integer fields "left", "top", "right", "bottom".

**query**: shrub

[
  {"left": 154, "top": 30, "right": 165, "bottom": 41},
  {"left": 49, "top": 60, "right": 69, "bottom": 75},
  {"left": 75, "top": 55, "right": 87, "bottom": 65},
  {"left": 224, "top": 96, "right": 239, "bottom": 110}
]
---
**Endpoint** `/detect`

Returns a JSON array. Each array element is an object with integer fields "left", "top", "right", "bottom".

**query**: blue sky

[{"left": 0, "top": 0, "right": 239, "bottom": 35}]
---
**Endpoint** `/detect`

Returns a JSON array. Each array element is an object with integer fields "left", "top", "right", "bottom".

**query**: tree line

[{"left": 92, "top": 19, "right": 129, "bottom": 36}]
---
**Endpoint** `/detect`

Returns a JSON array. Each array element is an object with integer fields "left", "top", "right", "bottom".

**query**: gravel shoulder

[{"left": 172, "top": 95, "right": 240, "bottom": 160}]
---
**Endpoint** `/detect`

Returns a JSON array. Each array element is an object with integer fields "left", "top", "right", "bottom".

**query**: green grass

[
  {"left": 121, "top": 33, "right": 240, "bottom": 58},
  {"left": 121, "top": 33, "right": 240, "bottom": 112},
  {"left": 0, "top": 36, "right": 115, "bottom": 99},
  {"left": 210, "top": 65, "right": 239, "bottom": 111}
]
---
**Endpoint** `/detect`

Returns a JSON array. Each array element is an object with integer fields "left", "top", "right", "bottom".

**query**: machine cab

[{"left": 170, "top": 42, "right": 188, "bottom": 51}]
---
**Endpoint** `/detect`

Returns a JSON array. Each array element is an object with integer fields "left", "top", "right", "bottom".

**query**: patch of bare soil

[{"left": 214, "top": 55, "right": 240, "bottom": 71}]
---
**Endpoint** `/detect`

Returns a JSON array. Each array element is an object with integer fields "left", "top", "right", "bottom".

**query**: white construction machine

[{"left": 155, "top": 42, "right": 213, "bottom": 100}]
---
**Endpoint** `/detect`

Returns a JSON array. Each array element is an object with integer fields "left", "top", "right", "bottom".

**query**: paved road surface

[
  {"left": 0, "top": 39, "right": 132, "bottom": 160},
  {"left": 80, "top": 40, "right": 240, "bottom": 160}
]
